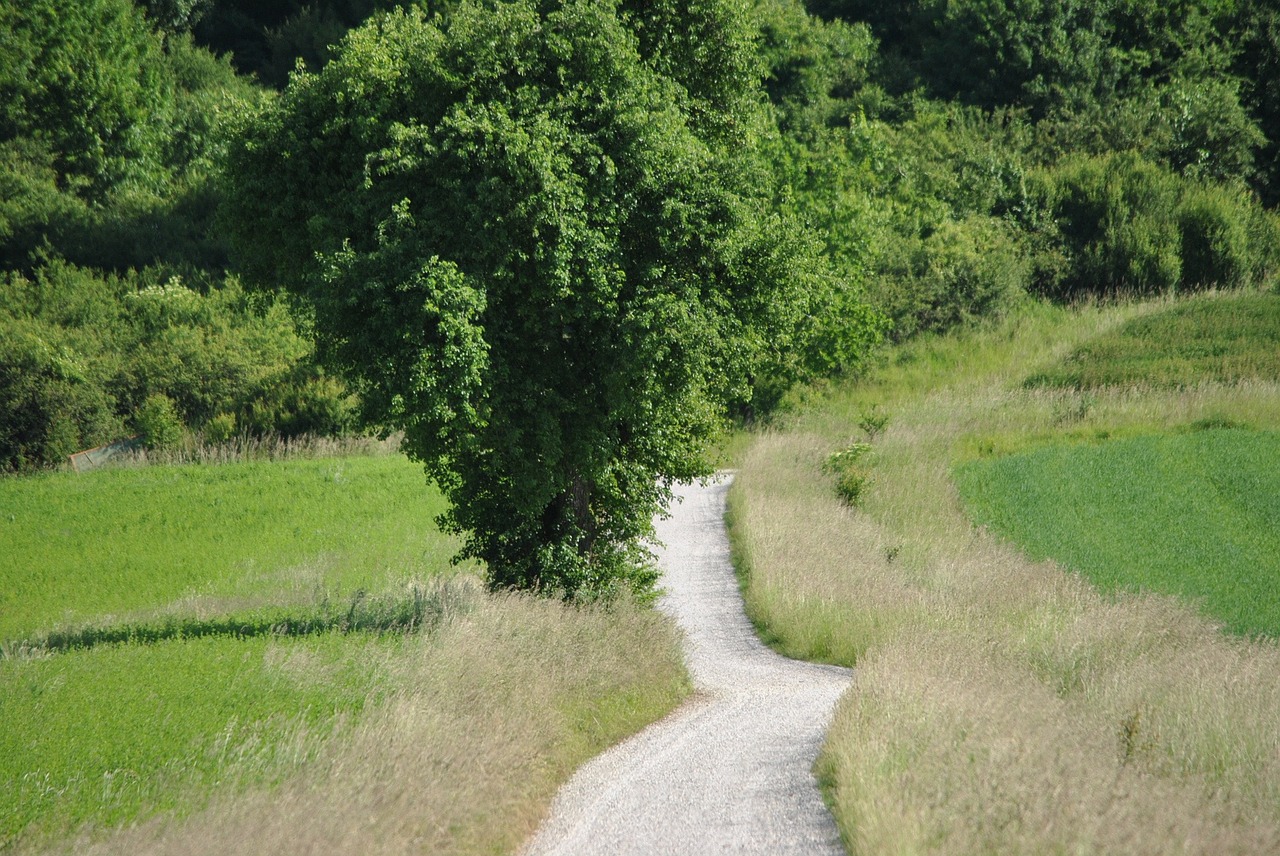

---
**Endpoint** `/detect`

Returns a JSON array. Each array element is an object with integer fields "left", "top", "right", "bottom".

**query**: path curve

[{"left": 522, "top": 476, "right": 854, "bottom": 856}]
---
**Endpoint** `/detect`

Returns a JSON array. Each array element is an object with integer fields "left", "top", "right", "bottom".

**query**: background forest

[{"left": 3, "top": 0, "right": 1278, "bottom": 473}]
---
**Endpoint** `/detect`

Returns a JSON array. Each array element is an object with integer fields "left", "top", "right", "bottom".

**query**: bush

[
  {"left": 0, "top": 318, "right": 122, "bottom": 472},
  {"left": 1177, "top": 183, "right": 1256, "bottom": 291},
  {"left": 1030, "top": 153, "right": 1280, "bottom": 299},
  {"left": 871, "top": 214, "right": 1030, "bottom": 339},
  {"left": 135, "top": 392, "right": 185, "bottom": 450},
  {"left": 1033, "top": 153, "right": 1182, "bottom": 297}
]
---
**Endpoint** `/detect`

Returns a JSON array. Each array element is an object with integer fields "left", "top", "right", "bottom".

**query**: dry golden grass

[
  {"left": 733, "top": 300, "right": 1280, "bottom": 854},
  {"left": 41, "top": 583, "right": 688, "bottom": 856}
]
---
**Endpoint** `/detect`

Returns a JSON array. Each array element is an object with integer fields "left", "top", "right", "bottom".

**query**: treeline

[
  {"left": 0, "top": 0, "right": 356, "bottom": 471},
  {"left": 3, "top": 0, "right": 1278, "bottom": 471}
]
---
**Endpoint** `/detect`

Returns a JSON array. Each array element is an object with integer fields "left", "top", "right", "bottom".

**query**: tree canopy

[{"left": 222, "top": 0, "right": 875, "bottom": 596}]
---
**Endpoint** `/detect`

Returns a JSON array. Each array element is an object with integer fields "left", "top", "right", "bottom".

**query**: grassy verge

[
  {"left": 730, "top": 292, "right": 1280, "bottom": 854},
  {"left": 4, "top": 455, "right": 690, "bottom": 855}
]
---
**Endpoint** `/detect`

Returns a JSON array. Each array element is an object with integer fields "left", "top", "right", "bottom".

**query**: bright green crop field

[
  {"left": 957, "top": 428, "right": 1280, "bottom": 638},
  {"left": 0, "top": 454, "right": 461, "bottom": 850},
  {"left": 0, "top": 455, "right": 455, "bottom": 642},
  {"left": 957, "top": 291, "right": 1280, "bottom": 638}
]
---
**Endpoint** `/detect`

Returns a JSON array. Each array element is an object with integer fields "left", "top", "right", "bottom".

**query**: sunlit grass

[
  {"left": 0, "top": 455, "right": 457, "bottom": 642},
  {"left": 0, "top": 630, "right": 400, "bottom": 848},
  {"left": 1027, "top": 291, "right": 1280, "bottom": 389},
  {"left": 957, "top": 428, "right": 1280, "bottom": 637},
  {"left": 3, "top": 454, "right": 690, "bottom": 855},
  {"left": 732, "top": 292, "right": 1280, "bottom": 854}
]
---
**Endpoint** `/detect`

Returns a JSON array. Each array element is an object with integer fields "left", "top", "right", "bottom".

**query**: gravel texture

[{"left": 522, "top": 476, "right": 854, "bottom": 855}]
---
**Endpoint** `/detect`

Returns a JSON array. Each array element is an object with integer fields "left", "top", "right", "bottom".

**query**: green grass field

[
  {"left": 1027, "top": 291, "right": 1280, "bottom": 390},
  {"left": 0, "top": 454, "right": 458, "bottom": 850},
  {"left": 1, "top": 452, "right": 689, "bottom": 855},
  {"left": 0, "top": 631, "right": 399, "bottom": 846},
  {"left": 0, "top": 455, "right": 458, "bottom": 643},
  {"left": 956, "top": 428, "right": 1280, "bottom": 637}
]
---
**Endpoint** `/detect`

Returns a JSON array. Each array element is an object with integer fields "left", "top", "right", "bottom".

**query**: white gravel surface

[{"left": 521, "top": 475, "right": 854, "bottom": 855}]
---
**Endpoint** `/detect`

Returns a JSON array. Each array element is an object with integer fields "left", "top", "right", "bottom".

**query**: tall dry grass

[
  {"left": 732, "top": 301, "right": 1280, "bottom": 854},
  {"left": 110, "top": 433, "right": 403, "bottom": 469},
  {"left": 37, "top": 582, "right": 689, "bottom": 856}
]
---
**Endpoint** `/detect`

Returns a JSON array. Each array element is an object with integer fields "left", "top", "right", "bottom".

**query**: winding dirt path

[{"left": 522, "top": 476, "right": 854, "bottom": 855}]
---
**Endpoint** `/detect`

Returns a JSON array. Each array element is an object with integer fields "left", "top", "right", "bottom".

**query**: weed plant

[{"left": 731, "top": 292, "right": 1280, "bottom": 854}]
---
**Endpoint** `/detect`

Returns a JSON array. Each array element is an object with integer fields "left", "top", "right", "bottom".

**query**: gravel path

[{"left": 521, "top": 476, "right": 854, "bottom": 855}]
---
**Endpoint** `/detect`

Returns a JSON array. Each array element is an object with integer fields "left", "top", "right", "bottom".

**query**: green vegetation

[
  {"left": 1, "top": 454, "right": 689, "bottom": 854},
  {"left": 1029, "top": 291, "right": 1280, "bottom": 389},
  {"left": 6, "top": 0, "right": 1280, "bottom": 850},
  {"left": 0, "top": 632, "right": 397, "bottom": 847},
  {"left": 0, "top": 455, "right": 456, "bottom": 642},
  {"left": 957, "top": 429, "right": 1280, "bottom": 637},
  {"left": 730, "top": 295, "right": 1280, "bottom": 853},
  {"left": 222, "top": 0, "right": 884, "bottom": 597}
]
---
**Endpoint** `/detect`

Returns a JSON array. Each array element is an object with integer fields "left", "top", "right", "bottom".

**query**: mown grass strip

[{"left": 956, "top": 428, "right": 1280, "bottom": 637}]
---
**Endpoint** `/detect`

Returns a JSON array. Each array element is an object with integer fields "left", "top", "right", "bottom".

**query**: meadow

[
  {"left": 730, "top": 290, "right": 1280, "bottom": 854},
  {"left": 2, "top": 451, "right": 688, "bottom": 855},
  {"left": 956, "top": 428, "right": 1280, "bottom": 637},
  {"left": 0, "top": 454, "right": 456, "bottom": 643}
]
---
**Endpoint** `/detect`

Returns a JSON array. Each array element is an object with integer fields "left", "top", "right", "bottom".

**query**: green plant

[
  {"left": 221, "top": 0, "right": 872, "bottom": 598},
  {"left": 135, "top": 392, "right": 184, "bottom": 450},
  {"left": 858, "top": 405, "right": 890, "bottom": 440},
  {"left": 824, "top": 442, "right": 873, "bottom": 507}
]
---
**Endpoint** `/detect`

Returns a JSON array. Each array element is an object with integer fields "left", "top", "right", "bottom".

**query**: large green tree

[
  {"left": 0, "top": 0, "right": 172, "bottom": 201},
  {"left": 222, "top": 0, "right": 866, "bottom": 596}
]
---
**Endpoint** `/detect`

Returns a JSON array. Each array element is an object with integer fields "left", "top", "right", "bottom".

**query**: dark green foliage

[
  {"left": 137, "top": 0, "right": 213, "bottom": 33},
  {"left": 0, "top": 0, "right": 172, "bottom": 201},
  {"left": 1026, "top": 153, "right": 1280, "bottom": 299},
  {"left": 1035, "top": 153, "right": 1184, "bottom": 297},
  {"left": 876, "top": 215, "right": 1030, "bottom": 339},
  {"left": 0, "top": 316, "right": 123, "bottom": 472},
  {"left": 192, "top": 0, "right": 427, "bottom": 88},
  {"left": 223, "top": 0, "right": 875, "bottom": 596},
  {"left": 0, "top": 261, "right": 352, "bottom": 472},
  {"left": 1232, "top": 1, "right": 1280, "bottom": 204}
]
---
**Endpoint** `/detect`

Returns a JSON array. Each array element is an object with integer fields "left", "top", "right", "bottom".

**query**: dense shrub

[
  {"left": 0, "top": 0, "right": 173, "bottom": 201},
  {"left": 1177, "top": 183, "right": 1257, "bottom": 291},
  {"left": 1029, "top": 153, "right": 1280, "bottom": 299},
  {"left": 135, "top": 392, "right": 185, "bottom": 449},
  {"left": 871, "top": 215, "right": 1030, "bottom": 339},
  {"left": 0, "top": 317, "right": 122, "bottom": 472},
  {"left": 1032, "top": 153, "right": 1182, "bottom": 297},
  {"left": 0, "top": 261, "right": 355, "bottom": 471}
]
